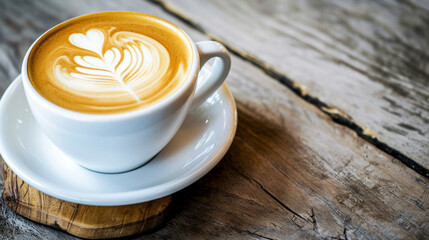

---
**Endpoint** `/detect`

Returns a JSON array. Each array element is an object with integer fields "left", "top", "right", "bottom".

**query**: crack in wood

[
  {"left": 211, "top": 217, "right": 277, "bottom": 240},
  {"left": 310, "top": 208, "right": 317, "bottom": 231},
  {"left": 251, "top": 178, "right": 309, "bottom": 223},
  {"left": 228, "top": 225, "right": 276, "bottom": 240},
  {"left": 229, "top": 164, "right": 316, "bottom": 232},
  {"left": 149, "top": 0, "right": 429, "bottom": 179},
  {"left": 343, "top": 227, "right": 349, "bottom": 240},
  {"left": 228, "top": 163, "right": 331, "bottom": 237},
  {"left": 252, "top": 226, "right": 266, "bottom": 235}
]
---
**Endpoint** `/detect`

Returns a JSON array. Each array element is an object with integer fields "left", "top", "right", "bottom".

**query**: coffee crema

[{"left": 27, "top": 12, "right": 193, "bottom": 114}]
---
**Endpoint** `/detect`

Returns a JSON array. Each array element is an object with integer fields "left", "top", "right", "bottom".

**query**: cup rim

[{"left": 21, "top": 11, "right": 199, "bottom": 122}]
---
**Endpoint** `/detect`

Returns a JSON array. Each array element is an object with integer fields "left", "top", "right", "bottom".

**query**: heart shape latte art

[
  {"left": 69, "top": 29, "right": 105, "bottom": 56},
  {"left": 53, "top": 28, "right": 180, "bottom": 103}
]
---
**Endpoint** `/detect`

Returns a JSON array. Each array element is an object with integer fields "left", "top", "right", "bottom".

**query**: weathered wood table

[{"left": 1, "top": 0, "right": 428, "bottom": 239}]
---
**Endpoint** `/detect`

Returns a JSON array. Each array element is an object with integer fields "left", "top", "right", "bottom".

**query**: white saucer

[{"left": 0, "top": 75, "right": 237, "bottom": 206}]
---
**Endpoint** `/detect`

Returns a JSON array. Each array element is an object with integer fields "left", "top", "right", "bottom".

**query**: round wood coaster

[{"left": 1, "top": 160, "right": 171, "bottom": 239}]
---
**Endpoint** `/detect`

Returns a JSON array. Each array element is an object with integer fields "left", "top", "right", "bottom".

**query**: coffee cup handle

[{"left": 190, "top": 41, "right": 231, "bottom": 111}]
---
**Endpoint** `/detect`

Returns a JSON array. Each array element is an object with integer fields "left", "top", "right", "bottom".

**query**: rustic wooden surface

[
  {"left": 1, "top": 161, "right": 171, "bottom": 239},
  {"left": 154, "top": 0, "right": 429, "bottom": 173},
  {"left": 0, "top": 0, "right": 428, "bottom": 239}
]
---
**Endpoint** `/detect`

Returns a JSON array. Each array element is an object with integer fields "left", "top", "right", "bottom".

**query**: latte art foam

[
  {"left": 27, "top": 12, "right": 193, "bottom": 114},
  {"left": 56, "top": 28, "right": 174, "bottom": 102}
]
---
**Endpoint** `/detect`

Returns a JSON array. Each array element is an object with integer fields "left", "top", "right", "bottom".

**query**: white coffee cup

[{"left": 21, "top": 15, "right": 231, "bottom": 173}]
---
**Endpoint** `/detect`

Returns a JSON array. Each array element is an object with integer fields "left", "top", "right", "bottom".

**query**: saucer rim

[{"left": 0, "top": 75, "right": 237, "bottom": 206}]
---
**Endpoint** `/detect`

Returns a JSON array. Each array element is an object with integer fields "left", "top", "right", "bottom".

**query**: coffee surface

[{"left": 27, "top": 12, "right": 193, "bottom": 114}]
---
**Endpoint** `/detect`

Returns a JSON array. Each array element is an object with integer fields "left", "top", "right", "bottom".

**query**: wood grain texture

[
  {"left": 155, "top": 0, "right": 429, "bottom": 171},
  {"left": 1, "top": 160, "right": 171, "bottom": 239},
  {"left": 0, "top": 0, "right": 428, "bottom": 239}
]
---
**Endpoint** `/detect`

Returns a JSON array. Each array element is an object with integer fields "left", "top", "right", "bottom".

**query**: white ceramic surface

[
  {"left": 21, "top": 12, "right": 231, "bottom": 173},
  {"left": 0, "top": 76, "right": 237, "bottom": 206}
]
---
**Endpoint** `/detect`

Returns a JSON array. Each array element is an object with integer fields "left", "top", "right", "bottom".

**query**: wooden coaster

[{"left": 1, "top": 160, "right": 171, "bottom": 239}]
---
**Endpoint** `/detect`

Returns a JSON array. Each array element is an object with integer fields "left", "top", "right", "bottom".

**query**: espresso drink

[{"left": 27, "top": 12, "right": 193, "bottom": 114}]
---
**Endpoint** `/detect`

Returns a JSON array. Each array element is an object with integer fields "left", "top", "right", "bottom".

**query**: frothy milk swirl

[
  {"left": 55, "top": 28, "right": 178, "bottom": 103},
  {"left": 27, "top": 12, "right": 192, "bottom": 114}
]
